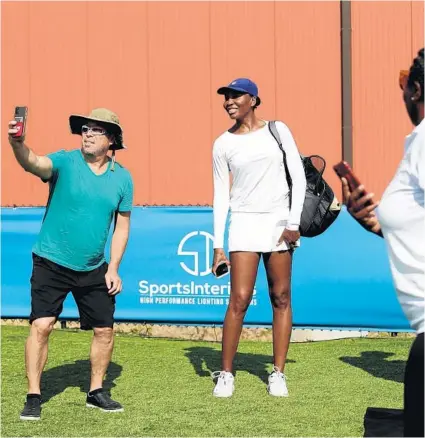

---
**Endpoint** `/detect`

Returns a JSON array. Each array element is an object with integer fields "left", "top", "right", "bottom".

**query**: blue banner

[{"left": 1, "top": 207, "right": 411, "bottom": 331}]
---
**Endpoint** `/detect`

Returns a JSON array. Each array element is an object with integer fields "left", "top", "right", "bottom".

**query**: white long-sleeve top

[
  {"left": 378, "top": 119, "right": 425, "bottom": 334},
  {"left": 212, "top": 121, "right": 307, "bottom": 248}
]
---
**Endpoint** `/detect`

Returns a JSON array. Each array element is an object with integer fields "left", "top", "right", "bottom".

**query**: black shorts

[{"left": 30, "top": 254, "right": 115, "bottom": 330}]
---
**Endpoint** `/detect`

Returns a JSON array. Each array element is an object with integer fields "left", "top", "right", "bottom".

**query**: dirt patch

[{"left": 2, "top": 319, "right": 412, "bottom": 342}]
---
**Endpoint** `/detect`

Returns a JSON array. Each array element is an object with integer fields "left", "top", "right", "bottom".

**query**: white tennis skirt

[{"left": 228, "top": 212, "right": 300, "bottom": 253}]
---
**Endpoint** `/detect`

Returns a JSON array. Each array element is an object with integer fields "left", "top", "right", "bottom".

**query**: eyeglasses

[
  {"left": 81, "top": 125, "right": 107, "bottom": 136},
  {"left": 399, "top": 70, "right": 409, "bottom": 91}
]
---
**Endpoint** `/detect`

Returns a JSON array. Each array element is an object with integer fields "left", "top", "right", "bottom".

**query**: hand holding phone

[
  {"left": 10, "top": 106, "right": 28, "bottom": 140},
  {"left": 333, "top": 161, "right": 363, "bottom": 191},
  {"left": 212, "top": 249, "right": 230, "bottom": 278},
  {"left": 333, "top": 161, "right": 373, "bottom": 207},
  {"left": 215, "top": 261, "right": 230, "bottom": 278},
  {"left": 333, "top": 161, "right": 381, "bottom": 234}
]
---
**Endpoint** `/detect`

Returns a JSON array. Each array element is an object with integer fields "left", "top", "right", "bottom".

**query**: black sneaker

[
  {"left": 86, "top": 389, "right": 123, "bottom": 412},
  {"left": 20, "top": 394, "right": 41, "bottom": 421}
]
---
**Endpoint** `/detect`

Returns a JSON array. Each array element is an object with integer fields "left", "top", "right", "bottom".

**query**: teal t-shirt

[{"left": 33, "top": 149, "right": 133, "bottom": 271}]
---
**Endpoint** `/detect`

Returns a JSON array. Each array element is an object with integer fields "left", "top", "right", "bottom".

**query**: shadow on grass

[
  {"left": 340, "top": 351, "right": 406, "bottom": 383},
  {"left": 185, "top": 346, "right": 295, "bottom": 384},
  {"left": 40, "top": 360, "right": 122, "bottom": 404}
]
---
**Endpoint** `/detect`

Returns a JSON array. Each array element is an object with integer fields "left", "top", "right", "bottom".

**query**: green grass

[{"left": 1, "top": 326, "right": 410, "bottom": 437}]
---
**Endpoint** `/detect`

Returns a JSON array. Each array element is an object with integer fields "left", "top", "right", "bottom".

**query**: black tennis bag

[{"left": 269, "top": 121, "right": 341, "bottom": 237}]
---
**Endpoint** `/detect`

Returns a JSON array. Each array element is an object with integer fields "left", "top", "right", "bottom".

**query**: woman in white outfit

[
  {"left": 211, "top": 78, "right": 307, "bottom": 398},
  {"left": 343, "top": 49, "right": 424, "bottom": 437}
]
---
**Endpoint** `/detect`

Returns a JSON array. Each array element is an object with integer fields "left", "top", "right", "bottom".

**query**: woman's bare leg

[
  {"left": 221, "top": 252, "right": 260, "bottom": 372},
  {"left": 263, "top": 250, "right": 293, "bottom": 371}
]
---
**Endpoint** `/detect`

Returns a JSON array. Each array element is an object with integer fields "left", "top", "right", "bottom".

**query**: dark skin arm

[{"left": 341, "top": 177, "right": 383, "bottom": 237}]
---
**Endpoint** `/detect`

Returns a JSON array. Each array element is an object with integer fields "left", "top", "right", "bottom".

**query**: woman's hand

[
  {"left": 212, "top": 248, "right": 230, "bottom": 276},
  {"left": 278, "top": 229, "right": 300, "bottom": 248},
  {"left": 342, "top": 177, "right": 382, "bottom": 236}
]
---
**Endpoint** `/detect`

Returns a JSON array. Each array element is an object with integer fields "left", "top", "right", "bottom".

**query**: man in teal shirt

[{"left": 8, "top": 108, "right": 133, "bottom": 420}]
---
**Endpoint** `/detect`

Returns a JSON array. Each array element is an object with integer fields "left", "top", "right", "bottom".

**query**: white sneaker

[
  {"left": 267, "top": 366, "right": 288, "bottom": 397},
  {"left": 212, "top": 371, "right": 235, "bottom": 398}
]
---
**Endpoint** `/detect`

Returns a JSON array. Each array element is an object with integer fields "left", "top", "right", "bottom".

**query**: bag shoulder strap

[
  {"left": 268, "top": 120, "right": 292, "bottom": 189},
  {"left": 268, "top": 120, "right": 284, "bottom": 154},
  {"left": 269, "top": 120, "right": 306, "bottom": 160}
]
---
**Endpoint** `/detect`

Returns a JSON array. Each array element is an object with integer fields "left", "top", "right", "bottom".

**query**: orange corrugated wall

[
  {"left": 2, "top": 2, "right": 422, "bottom": 206},
  {"left": 351, "top": 1, "right": 424, "bottom": 197},
  {"left": 1, "top": 1, "right": 341, "bottom": 206}
]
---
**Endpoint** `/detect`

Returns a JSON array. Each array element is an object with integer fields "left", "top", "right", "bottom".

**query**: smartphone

[
  {"left": 215, "top": 261, "right": 229, "bottom": 278},
  {"left": 333, "top": 161, "right": 373, "bottom": 206},
  {"left": 12, "top": 106, "right": 28, "bottom": 138},
  {"left": 333, "top": 161, "right": 363, "bottom": 190}
]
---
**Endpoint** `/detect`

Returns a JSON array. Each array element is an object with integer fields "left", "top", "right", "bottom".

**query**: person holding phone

[
  {"left": 8, "top": 108, "right": 133, "bottom": 420},
  {"left": 211, "top": 78, "right": 307, "bottom": 398},
  {"left": 341, "top": 49, "right": 424, "bottom": 437}
]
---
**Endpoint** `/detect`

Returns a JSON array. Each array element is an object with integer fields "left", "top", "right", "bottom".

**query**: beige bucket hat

[{"left": 69, "top": 108, "right": 126, "bottom": 150}]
